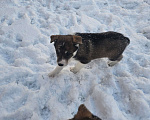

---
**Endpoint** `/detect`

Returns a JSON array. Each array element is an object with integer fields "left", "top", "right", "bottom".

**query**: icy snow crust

[{"left": 0, "top": 0, "right": 150, "bottom": 120}]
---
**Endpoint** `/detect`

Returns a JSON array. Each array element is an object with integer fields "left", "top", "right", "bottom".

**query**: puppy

[
  {"left": 69, "top": 104, "right": 102, "bottom": 120},
  {"left": 49, "top": 31, "right": 130, "bottom": 77}
]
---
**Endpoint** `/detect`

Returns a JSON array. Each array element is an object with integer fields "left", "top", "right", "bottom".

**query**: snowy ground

[{"left": 0, "top": 0, "right": 150, "bottom": 120}]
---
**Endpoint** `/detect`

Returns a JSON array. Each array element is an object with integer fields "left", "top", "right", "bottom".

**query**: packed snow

[{"left": 0, "top": 0, "right": 150, "bottom": 120}]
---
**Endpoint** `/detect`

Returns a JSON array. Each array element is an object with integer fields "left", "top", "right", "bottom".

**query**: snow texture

[{"left": 0, "top": 0, "right": 150, "bottom": 120}]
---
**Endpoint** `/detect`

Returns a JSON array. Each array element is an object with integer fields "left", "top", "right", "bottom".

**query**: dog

[
  {"left": 69, "top": 104, "right": 102, "bottom": 120},
  {"left": 49, "top": 31, "right": 130, "bottom": 77}
]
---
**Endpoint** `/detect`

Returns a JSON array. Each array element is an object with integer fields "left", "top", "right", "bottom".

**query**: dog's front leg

[
  {"left": 48, "top": 66, "right": 64, "bottom": 77},
  {"left": 70, "top": 61, "right": 85, "bottom": 74}
]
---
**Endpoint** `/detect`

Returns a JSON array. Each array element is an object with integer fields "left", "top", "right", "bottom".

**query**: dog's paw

[
  {"left": 107, "top": 60, "right": 118, "bottom": 67},
  {"left": 48, "top": 72, "right": 56, "bottom": 77},
  {"left": 70, "top": 67, "right": 78, "bottom": 74}
]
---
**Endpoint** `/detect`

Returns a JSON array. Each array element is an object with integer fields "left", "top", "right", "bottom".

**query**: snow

[{"left": 0, "top": 0, "right": 150, "bottom": 120}]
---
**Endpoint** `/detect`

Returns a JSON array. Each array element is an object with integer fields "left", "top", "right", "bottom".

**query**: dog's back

[
  {"left": 74, "top": 31, "right": 130, "bottom": 64},
  {"left": 75, "top": 32, "right": 129, "bottom": 42}
]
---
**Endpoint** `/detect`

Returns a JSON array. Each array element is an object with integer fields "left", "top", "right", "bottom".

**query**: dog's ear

[
  {"left": 73, "top": 104, "right": 92, "bottom": 119},
  {"left": 72, "top": 35, "right": 82, "bottom": 44},
  {"left": 50, "top": 35, "right": 58, "bottom": 43}
]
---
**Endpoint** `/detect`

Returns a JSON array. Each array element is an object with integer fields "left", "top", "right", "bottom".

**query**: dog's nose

[{"left": 58, "top": 63, "right": 64, "bottom": 66}]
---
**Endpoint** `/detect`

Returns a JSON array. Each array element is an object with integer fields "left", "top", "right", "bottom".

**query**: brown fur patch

[
  {"left": 74, "top": 104, "right": 93, "bottom": 119},
  {"left": 69, "top": 104, "right": 102, "bottom": 120},
  {"left": 73, "top": 35, "right": 82, "bottom": 44}
]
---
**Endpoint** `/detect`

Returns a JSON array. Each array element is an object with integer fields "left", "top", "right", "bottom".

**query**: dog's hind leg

[
  {"left": 108, "top": 55, "right": 123, "bottom": 67},
  {"left": 70, "top": 61, "right": 85, "bottom": 74}
]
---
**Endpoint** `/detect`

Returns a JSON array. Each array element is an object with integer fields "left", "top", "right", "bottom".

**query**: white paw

[
  {"left": 48, "top": 72, "right": 57, "bottom": 77},
  {"left": 108, "top": 60, "right": 118, "bottom": 67},
  {"left": 70, "top": 67, "right": 78, "bottom": 74}
]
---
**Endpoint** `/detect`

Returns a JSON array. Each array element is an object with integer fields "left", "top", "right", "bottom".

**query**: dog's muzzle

[
  {"left": 58, "top": 63, "right": 64, "bottom": 66},
  {"left": 58, "top": 59, "right": 67, "bottom": 67}
]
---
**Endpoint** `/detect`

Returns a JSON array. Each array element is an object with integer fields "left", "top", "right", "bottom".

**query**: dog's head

[
  {"left": 50, "top": 35, "right": 82, "bottom": 66},
  {"left": 69, "top": 104, "right": 102, "bottom": 120}
]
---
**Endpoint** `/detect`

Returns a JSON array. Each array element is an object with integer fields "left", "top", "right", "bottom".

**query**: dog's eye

[{"left": 65, "top": 51, "right": 72, "bottom": 56}]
